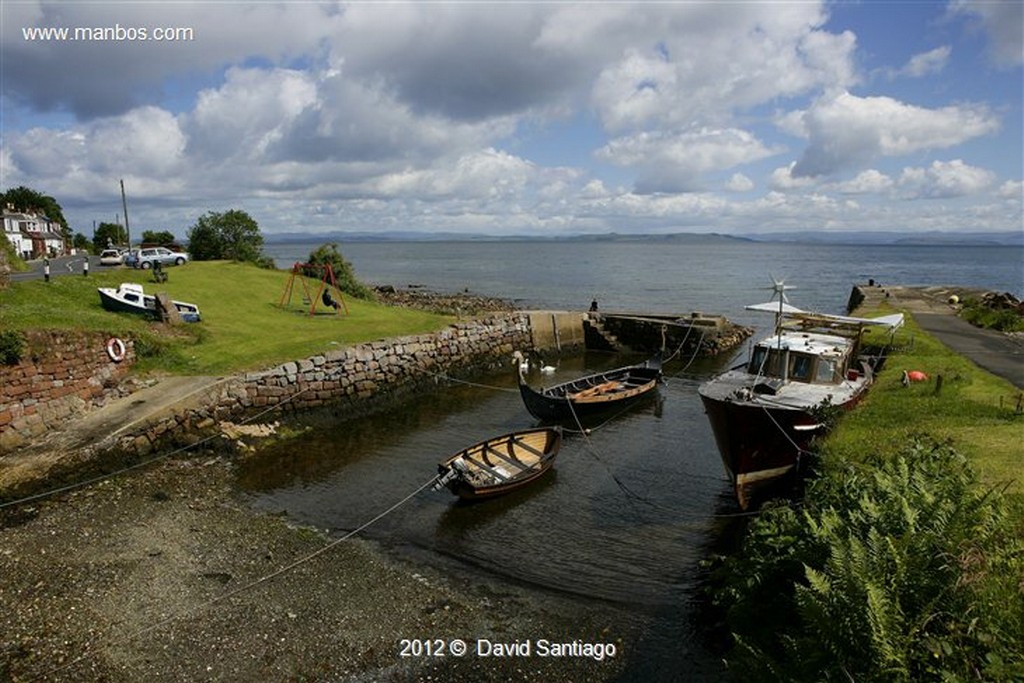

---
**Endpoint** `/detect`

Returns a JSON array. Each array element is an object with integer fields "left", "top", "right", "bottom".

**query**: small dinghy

[{"left": 433, "top": 427, "right": 562, "bottom": 500}]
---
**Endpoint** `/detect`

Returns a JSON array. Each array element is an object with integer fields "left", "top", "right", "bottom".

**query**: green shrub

[
  {"left": 712, "top": 437, "right": 1024, "bottom": 681},
  {"left": 960, "top": 298, "right": 1024, "bottom": 332},
  {"left": 0, "top": 329, "right": 25, "bottom": 364},
  {"left": 303, "top": 243, "right": 374, "bottom": 300}
]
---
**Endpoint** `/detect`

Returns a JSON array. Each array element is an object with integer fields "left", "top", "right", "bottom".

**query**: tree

[
  {"left": 72, "top": 232, "right": 92, "bottom": 252},
  {"left": 141, "top": 229, "right": 176, "bottom": 245},
  {"left": 187, "top": 210, "right": 267, "bottom": 265},
  {"left": 304, "top": 243, "right": 374, "bottom": 299},
  {"left": 1, "top": 186, "right": 70, "bottom": 240},
  {"left": 93, "top": 222, "right": 127, "bottom": 250}
]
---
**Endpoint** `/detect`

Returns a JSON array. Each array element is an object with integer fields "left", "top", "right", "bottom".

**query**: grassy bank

[
  {"left": 709, "top": 306, "right": 1024, "bottom": 680},
  {"left": 830, "top": 305, "right": 1022, "bottom": 497},
  {"left": 0, "top": 262, "right": 454, "bottom": 375}
]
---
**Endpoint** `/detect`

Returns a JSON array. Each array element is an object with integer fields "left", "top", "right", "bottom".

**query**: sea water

[{"left": 246, "top": 238, "right": 1022, "bottom": 680}]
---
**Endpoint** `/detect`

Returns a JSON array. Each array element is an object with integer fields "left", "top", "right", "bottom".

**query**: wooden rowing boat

[
  {"left": 433, "top": 427, "right": 563, "bottom": 500},
  {"left": 517, "top": 355, "right": 663, "bottom": 422}
]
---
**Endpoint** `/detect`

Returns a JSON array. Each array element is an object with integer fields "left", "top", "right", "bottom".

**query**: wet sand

[{"left": 0, "top": 454, "right": 635, "bottom": 682}]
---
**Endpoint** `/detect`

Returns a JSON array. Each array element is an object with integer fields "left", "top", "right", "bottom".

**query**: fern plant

[{"left": 712, "top": 437, "right": 1024, "bottom": 681}]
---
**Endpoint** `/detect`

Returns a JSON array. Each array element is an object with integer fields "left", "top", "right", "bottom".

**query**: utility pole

[{"left": 120, "top": 179, "right": 131, "bottom": 248}]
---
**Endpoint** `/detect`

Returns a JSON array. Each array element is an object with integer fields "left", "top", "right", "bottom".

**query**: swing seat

[{"left": 279, "top": 262, "right": 348, "bottom": 316}]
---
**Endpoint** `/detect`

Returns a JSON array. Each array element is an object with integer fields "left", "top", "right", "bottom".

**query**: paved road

[
  {"left": 8, "top": 254, "right": 113, "bottom": 282},
  {"left": 857, "top": 284, "right": 1024, "bottom": 390},
  {"left": 914, "top": 312, "right": 1024, "bottom": 389}
]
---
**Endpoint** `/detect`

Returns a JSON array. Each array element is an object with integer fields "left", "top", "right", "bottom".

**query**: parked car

[
  {"left": 125, "top": 246, "right": 189, "bottom": 269},
  {"left": 99, "top": 249, "right": 124, "bottom": 266}
]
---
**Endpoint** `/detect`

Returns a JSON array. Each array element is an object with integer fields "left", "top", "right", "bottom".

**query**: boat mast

[{"left": 770, "top": 277, "right": 794, "bottom": 380}]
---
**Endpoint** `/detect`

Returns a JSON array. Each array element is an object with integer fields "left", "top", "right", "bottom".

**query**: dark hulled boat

[
  {"left": 516, "top": 354, "right": 663, "bottom": 422},
  {"left": 433, "top": 427, "right": 563, "bottom": 500},
  {"left": 698, "top": 289, "right": 903, "bottom": 509}
]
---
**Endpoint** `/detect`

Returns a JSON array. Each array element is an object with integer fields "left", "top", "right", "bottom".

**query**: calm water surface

[{"left": 246, "top": 239, "right": 1022, "bottom": 680}]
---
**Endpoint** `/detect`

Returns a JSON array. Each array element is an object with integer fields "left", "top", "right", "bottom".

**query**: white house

[{"left": 1, "top": 204, "right": 65, "bottom": 259}]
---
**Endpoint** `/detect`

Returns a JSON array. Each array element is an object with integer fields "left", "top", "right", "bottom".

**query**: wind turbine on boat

[{"left": 765, "top": 275, "right": 797, "bottom": 354}]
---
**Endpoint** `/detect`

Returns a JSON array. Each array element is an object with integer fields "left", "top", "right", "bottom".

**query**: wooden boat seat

[
  {"left": 483, "top": 444, "right": 532, "bottom": 472},
  {"left": 569, "top": 381, "right": 623, "bottom": 399},
  {"left": 462, "top": 455, "right": 511, "bottom": 482},
  {"left": 509, "top": 436, "right": 546, "bottom": 459}
]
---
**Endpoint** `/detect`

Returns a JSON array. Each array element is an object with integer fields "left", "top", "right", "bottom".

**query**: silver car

[{"left": 128, "top": 246, "right": 189, "bottom": 269}]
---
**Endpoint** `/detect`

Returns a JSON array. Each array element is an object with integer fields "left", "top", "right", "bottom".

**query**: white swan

[{"left": 512, "top": 350, "right": 530, "bottom": 372}]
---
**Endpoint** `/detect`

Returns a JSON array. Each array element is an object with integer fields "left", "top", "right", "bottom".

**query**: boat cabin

[{"left": 747, "top": 331, "right": 854, "bottom": 387}]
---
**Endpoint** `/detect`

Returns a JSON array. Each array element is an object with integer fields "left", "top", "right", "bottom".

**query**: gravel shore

[{"left": 0, "top": 455, "right": 635, "bottom": 682}]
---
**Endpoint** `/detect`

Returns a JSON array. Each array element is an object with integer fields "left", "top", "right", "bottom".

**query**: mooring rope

[
  {"left": 0, "top": 386, "right": 314, "bottom": 510},
  {"left": 28, "top": 473, "right": 442, "bottom": 682},
  {"left": 415, "top": 365, "right": 520, "bottom": 393}
]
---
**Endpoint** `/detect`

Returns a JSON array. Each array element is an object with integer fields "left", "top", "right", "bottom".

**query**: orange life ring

[{"left": 106, "top": 337, "right": 127, "bottom": 363}]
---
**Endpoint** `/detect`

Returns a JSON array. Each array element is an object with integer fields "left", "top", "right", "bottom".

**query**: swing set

[{"left": 279, "top": 262, "right": 350, "bottom": 316}]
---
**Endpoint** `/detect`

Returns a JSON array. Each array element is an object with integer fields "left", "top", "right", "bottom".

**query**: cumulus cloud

[
  {"left": 996, "top": 180, "right": 1023, "bottom": 200},
  {"left": 6, "top": 107, "right": 187, "bottom": 199},
  {"left": 2, "top": 2, "right": 341, "bottom": 119},
  {"left": 949, "top": 0, "right": 1024, "bottom": 68},
  {"left": 725, "top": 173, "right": 754, "bottom": 192},
  {"left": 896, "top": 159, "right": 996, "bottom": 199},
  {"left": 590, "top": 3, "right": 857, "bottom": 133},
  {"left": 1, "top": 2, "right": 1017, "bottom": 237},
  {"left": 596, "top": 127, "right": 781, "bottom": 193},
  {"left": 185, "top": 67, "right": 319, "bottom": 161},
  {"left": 834, "top": 169, "right": 894, "bottom": 194},
  {"left": 770, "top": 163, "right": 818, "bottom": 191},
  {"left": 373, "top": 149, "right": 535, "bottom": 201},
  {"left": 791, "top": 91, "right": 1000, "bottom": 177},
  {"left": 895, "top": 46, "right": 952, "bottom": 78}
]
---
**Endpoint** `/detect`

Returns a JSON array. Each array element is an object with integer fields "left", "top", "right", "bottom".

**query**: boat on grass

[
  {"left": 516, "top": 353, "right": 663, "bottom": 423},
  {"left": 98, "top": 282, "right": 201, "bottom": 322},
  {"left": 433, "top": 427, "right": 563, "bottom": 500},
  {"left": 698, "top": 281, "right": 903, "bottom": 509}
]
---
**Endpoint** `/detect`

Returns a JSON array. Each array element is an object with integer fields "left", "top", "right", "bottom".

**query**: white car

[{"left": 99, "top": 249, "right": 124, "bottom": 266}]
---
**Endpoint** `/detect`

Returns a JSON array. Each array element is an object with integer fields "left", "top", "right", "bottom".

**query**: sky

[{"left": 1, "top": 1, "right": 1022, "bottom": 239}]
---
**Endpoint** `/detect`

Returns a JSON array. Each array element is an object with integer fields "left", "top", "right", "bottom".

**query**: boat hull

[
  {"left": 699, "top": 386, "right": 867, "bottom": 509},
  {"left": 518, "top": 359, "right": 662, "bottom": 422},
  {"left": 98, "top": 286, "right": 201, "bottom": 323},
  {"left": 98, "top": 288, "right": 157, "bottom": 317},
  {"left": 436, "top": 427, "right": 562, "bottom": 500}
]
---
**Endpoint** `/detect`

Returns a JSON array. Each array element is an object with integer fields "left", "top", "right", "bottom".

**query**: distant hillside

[
  {"left": 737, "top": 230, "right": 1023, "bottom": 247},
  {"left": 263, "top": 229, "right": 1020, "bottom": 247},
  {"left": 264, "top": 230, "right": 755, "bottom": 244}
]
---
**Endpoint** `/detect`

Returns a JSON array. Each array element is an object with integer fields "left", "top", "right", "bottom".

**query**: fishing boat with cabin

[{"left": 698, "top": 280, "right": 903, "bottom": 509}]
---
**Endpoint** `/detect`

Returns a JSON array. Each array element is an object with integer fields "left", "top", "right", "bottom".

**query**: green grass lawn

[
  {"left": 0, "top": 261, "right": 453, "bottom": 375},
  {"left": 826, "top": 307, "right": 1023, "bottom": 497}
]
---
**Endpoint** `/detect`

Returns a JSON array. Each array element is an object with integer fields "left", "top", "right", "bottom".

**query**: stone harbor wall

[
  {"left": 2, "top": 304, "right": 752, "bottom": 467},
  {"left": 0, "top": 330, "right": 136, "bottom": 452},
  {"left": 103, "top": 314, "right": 532, "bottom": 457}
]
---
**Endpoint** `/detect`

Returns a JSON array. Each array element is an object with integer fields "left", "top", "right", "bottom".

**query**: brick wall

[{"left": 0, "top": 330, "right": 135, "bottom": 451}]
